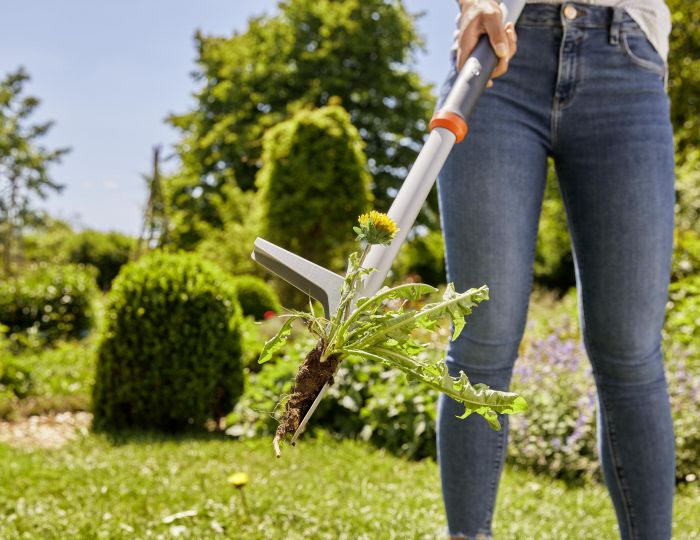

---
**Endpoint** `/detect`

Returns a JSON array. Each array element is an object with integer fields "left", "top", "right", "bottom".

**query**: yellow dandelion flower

[
  {"left": 227, "top": 472, "right": 249, "bottom": 488},
  {"left": 355, "top": 211, "right": 399, "bottom": 246}
]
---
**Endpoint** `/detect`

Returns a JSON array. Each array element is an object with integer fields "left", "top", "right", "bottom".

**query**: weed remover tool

[{"left": 252, "top": 0, "right": 527, "bottom": 444}]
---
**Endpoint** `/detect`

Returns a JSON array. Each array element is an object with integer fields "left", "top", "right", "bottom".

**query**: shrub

[
  {"left": 92, "top": 251, "right": 244, "bottom": 431},
  {"left": 231, "top": 275, "right": 281, "bottom": 320},
  {"left": 357, "top": 366, "right": 437, "bottom": 459},
  {"left": 227, "top": 349, "right": 379, "bottom": 442},
  {"left": 534, "top": 162, "right": 575, "bottom": 290},
  {"left": 194, "top": 186, "right": 263, "bottom": 277},
  {"left": 0, "top": 357, "right": 33, "bottom": 401},
  {"left": 675, "top": 150, "right": 700, "bottom": 236},
  {"left": 228, "top": 298, "right": 699, "bottom": 483},
  {"left": 667, "top": 230, "right": 700, "bottom": 363},
  {"left": 671, "top": 228, "right": 700, "bottom": 282},
  {"left": 66, "top": 230, "right": 135, "bottom": 290},
  {"left": 667, "top": 345, "right": 700, "bottom": 483},
  {"left": 257, "top": 105, "right": 371, "bottom": 283},
  {"left": 0, "top": 264, "right": 97, "bottom": 348},
  {"left": 666, "top": 0, "right": 700, "bottom": 158},
  {"left": 228, "top": 350, "right": 438, "bottom": 458},
  {"left": 393, "top": 230, "right": 446, "bottom": 285},
  {"left": 226, "top": 319, "right": 439, "bottom": 458},
  {"left": 238, "top": 316, "right": 268, "bottom": 373},
  {"left": 509, "top": 326, "right": 598, "bottom": 482},
  {"left": 9, "top": 339, "right": 97, "bottom": 415},
  {"left": 23, "top": 217, "right": 74, "bottom": 264},
  {"left": 225, "top": 357, "right": 297, "bottom": 439},
  {"left": 510, "top": 313, "right": 700, "bottom": 484},
  {"left": 665, "top": 273, "right": 700, "bottom": 363}
]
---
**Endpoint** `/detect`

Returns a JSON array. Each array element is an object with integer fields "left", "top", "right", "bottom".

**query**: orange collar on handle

[{"left": 429, "top": 111, "right": 468, "bottom": 143}]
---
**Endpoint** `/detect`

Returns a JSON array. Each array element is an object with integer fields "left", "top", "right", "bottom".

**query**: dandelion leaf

[{"left": 258, "top": 316, "right": 297, "bottom": 364}]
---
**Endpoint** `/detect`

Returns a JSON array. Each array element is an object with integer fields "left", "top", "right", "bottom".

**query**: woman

[{"left": 437, "top": 1, "right": 675, "bottom": 539}]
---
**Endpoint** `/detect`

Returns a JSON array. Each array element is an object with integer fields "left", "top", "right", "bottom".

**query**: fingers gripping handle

[{"left": 429, "top": 0, "right": 526, "bottom": 142}]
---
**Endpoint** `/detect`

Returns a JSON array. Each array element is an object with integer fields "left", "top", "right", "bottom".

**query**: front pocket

[{"left": 620, "top": 32, "right": 666, "bottom": 77}]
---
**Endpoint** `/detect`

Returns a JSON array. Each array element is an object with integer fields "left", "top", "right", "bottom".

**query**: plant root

[{"left": 272, "top": 340, "right": 340, "bottom": 456}]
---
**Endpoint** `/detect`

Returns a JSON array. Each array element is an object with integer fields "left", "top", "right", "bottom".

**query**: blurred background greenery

[{"left": 0, "top": 1, "right": 698, "bottom": 537}]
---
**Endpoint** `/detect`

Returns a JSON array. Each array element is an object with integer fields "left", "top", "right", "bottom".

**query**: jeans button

[{"left": 563, "top": 4, "right": 578, "bottom": 20}]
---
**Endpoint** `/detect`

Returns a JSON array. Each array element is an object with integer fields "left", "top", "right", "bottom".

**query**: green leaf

[
  {"left": 357, "top": 283, "right": 437, "bottom": 311},
  {"left": 347, "top": 347, "right": 527, "bottom": 430},
  {"left": 348, "top": 284, "right": 489, "bottom": 350},
  {"left": 339, "top": 282, "right": 437, "bottom": 338},
  {"left": 442, "top": 283, "right": 474, "bottom": 339},
  {"left": 258, "top": 316, "right": 297, "bottom": 364}
]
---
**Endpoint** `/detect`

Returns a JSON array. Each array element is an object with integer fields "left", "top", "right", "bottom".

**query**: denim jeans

[{"left": 436, "top": 4, "right": 675, "bottom": 540}]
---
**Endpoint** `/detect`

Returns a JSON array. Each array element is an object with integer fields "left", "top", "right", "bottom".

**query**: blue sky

[{"left": 0, "top": 1, "right": 457, "bottom": 235}]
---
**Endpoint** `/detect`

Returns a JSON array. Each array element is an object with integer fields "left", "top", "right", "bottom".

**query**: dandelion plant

[{"left": 259, "top": 211, "right": 527, "bottom": 456}]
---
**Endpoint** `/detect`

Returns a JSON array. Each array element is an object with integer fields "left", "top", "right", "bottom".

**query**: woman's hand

[{"left": 457, "top": 0, "right": 518, "bottom": 85}]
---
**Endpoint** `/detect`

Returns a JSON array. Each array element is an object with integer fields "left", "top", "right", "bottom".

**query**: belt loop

[{"left": 609, "top": 7, "right": 624, "bottom": 45}]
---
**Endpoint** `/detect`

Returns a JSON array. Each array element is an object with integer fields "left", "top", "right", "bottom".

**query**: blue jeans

[{"left": 436, "top": 4, "right": 675, "bottom": 539}]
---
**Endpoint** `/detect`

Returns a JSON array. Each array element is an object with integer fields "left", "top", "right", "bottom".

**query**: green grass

[{"left": 0, "top": 434, "right": 698, "bottom": 539}]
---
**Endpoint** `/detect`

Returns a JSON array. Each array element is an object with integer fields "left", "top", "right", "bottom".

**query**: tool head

[
  {"left": 251, "top": 237, "right": 344, "bottom": 318},
  {"left": 251, "top": 237, "right": 344, "bottom": 443}
]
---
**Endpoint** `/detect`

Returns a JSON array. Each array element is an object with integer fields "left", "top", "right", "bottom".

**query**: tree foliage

[
  {"left": 0, "top": 68, "right": 69, "bottom": 275},
  {"left": 65, "top": 230, "right": 136, "bottom": 290},
  {"left": 168, "top": 0, "right": 434, "bottom": 240},
  {"left": 257, "top": 105, "right": 371, "bottom": 274},
  {"left": 667, "top": 0, "right": 700, "bottom": 159},
  {"left": 675, "top": 149, "right": 700, "bottom": 236},
  {"left": 191, "top": 184, "right": 263, "bottom": 275}
]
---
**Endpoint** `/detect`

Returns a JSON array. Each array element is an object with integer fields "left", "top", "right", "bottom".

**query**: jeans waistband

[{"left": 518, "top": 2, "right": 639, "bottom": 31}]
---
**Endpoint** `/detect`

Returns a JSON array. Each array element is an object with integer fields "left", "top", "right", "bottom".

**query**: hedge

[{"left": 92, "top": 251, "right": 244, "bottom": 431}]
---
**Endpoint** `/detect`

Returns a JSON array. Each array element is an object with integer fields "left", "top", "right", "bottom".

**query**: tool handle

[
  {"left": 359, "top": 0, "right": 527, "bottom": 298},
  {"left": 430, "top": 0, "right": 526, "bottom": 142}
]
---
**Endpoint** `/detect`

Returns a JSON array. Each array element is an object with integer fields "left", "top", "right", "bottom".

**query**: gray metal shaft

[
  {"left": 358, "top": 0, "right": 525, "bottom": 297},
  {"left": 438, "top": 0, "right": 526, "bottom": 121},
  {"left": 358, "top": 127, "right": 456, "bottom": 297}
]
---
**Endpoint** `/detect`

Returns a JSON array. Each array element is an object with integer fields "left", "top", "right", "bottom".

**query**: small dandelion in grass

[
  {"left": 227, "top": 472, "right": 249, "bottom": 488},
  {"left": 354, "top": 211, "right": 399, "bottom": 246},
  {"left": 228, "top": 472, "right": 249, "bottom": 517}
]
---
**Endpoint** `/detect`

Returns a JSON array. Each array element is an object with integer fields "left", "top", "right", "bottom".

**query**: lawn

[{"left": 1, "top": 433, "right": 698, "bottom": 539}]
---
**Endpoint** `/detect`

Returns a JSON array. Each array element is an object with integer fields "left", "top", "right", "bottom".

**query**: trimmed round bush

[
  {"left": 231, "top": 275, "right": 281, "bottom": 320},
  {"left": 0, "top": 264, "right": 97, "bottom": 347},
  {"left": 257, "top": 105, "right": 371, "bottom": 278},
  {"left": 92, "top": 251, "right": 244, "bottom": 431},
  {"left": 66, "top": 230, "right": 135, "bottom": 290}
]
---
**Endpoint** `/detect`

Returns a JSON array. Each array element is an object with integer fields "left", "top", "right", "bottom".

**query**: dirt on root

[{"left": 274, "top": 340, "right": 340, "bottom": 453}]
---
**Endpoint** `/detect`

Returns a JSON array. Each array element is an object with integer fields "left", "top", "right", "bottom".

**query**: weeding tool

[{"left": 252, "top": 0, "right": 527, "bottom": 444}]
